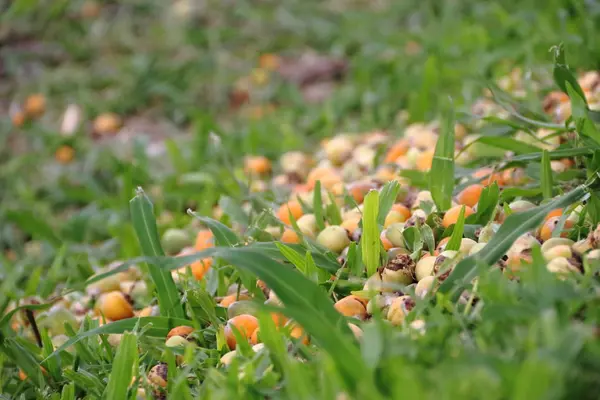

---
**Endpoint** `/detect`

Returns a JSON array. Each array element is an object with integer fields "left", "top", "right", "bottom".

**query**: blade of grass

[
  {"left": 276, "top": 243, "right": 307, "bottom": 275},
  {"left": 445, "top": 206, "right": 466, "bottom": 251},
  {"left": 377, "top": 181, "right": 401, "bottom": 226},
  {"left": 130, "top": 187, "right": 184, "bottom": 318},
  {"left": 541, "top": 150, "right": 553, "bottom": 199},
  {"left": 187, "top": 211, "right": 240, "bottom": 247},
  {"left": 313, "top": 180, "right": 326, "bottom": 231},
  {"left": 429, "top": 106, "right": 455, "bottom": 211},
  {"left": 361, "top": 190, "right": 380, "bottom": 277},
  {"left": 104, "top": 332, "right": 139, "bottom": 400}
]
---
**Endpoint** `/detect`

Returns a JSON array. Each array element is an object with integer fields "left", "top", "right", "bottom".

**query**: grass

[{"left": 2, "top": 0, "right": 600, "bottom": 399}]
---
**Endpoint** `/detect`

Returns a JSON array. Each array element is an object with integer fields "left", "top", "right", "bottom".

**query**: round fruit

[
  {"left": 167, "top": 326, "right": 194, "bottom": 340},
  {"left": 442, "top": 205, "right": 474, "bottom": 228},
  {"left": 334, "top": 295, "right": 367, "bottom": 320},
  {"left": 317, "top": 226, "right": 350, "bottom": 253},
  {"left": 96, "top": 291, "right": 133, "bottom": 321},
  {"left": 161, "top": 228, "right": 192, "bottom": 255},
  {"left": 24, "top": 94, "right": 46, "bottom": 118},
  {"left": 277, "top": 201, "right": 304, "bottom": 225},
  {"left": 93, "top": 113, "right": 122, "bottom": 136},
  {"left": 224, "top": 314, "right": 259, "bottom": 350},
  {"left": 456, "top": 184, "right": 483, "bottom": 207}
]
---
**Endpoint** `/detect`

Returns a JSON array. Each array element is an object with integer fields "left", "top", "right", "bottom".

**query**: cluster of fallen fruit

[{"left": 8, "top": 69, "right": 600, "bottom": 398}]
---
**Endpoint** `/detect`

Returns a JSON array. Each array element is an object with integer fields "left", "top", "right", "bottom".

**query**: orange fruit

[
  {"left": 415, "top": 150, "right": 435, "bottom": 171},
  {"left": 380, "top": 231, "right": 394, "bottom": 250},
  {"left": 544, "top": 209, "right": 563, "bottom": 221},
  {"left": 539, "top": 217, "right": 574, "bottom": 241},
  {"left": 277, "top": 201, "right": 303, "bottom": 225},
  {"left": 12, "top": 110, "right": 26, "bottom": 127},
  {"left": 244, "top": 156, "right": 271, "bottom": 175},
  {"left": 55, "top": 145, "right": 75, "bottom": 164},
  {"left": 224, "top": 315, "right": 259, "bottom": 349},
  {"left": 391, "top": 204, "right": 411, "bottom": 220},
  {"left": 334, "top": 295, "right": 368, "bottom": 319},
  {"left": 96, "top": 291, "right": 134, "bottom": 321},
  {"left": 220, "top": 293, "right": 251, "bottom": 308},
  {"left": 194, "top": 230, "right": 214, "bottom": 250},
  {"left": 473, "top": 168, "right": 505, "bottom": 186},
  {"left": 24, "top": 94, "right": 46, "bottom": 118},
  {"left": 384, "top": 139, "right": 410, "bottom": 163},
  {"left": 442, "top": 205, "right": 475, "bottom": 228},
  {"left": 281, "top": 228, "right": 301, "bottom": 244},
  {"left": 456, "top": 184, "right": 484, "bottom": 207}
]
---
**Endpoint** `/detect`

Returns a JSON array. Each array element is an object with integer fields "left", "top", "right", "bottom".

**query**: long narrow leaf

[
  {"left": 130, "top": 188, "right": 184, "bottom": 318},
  {"left": 187, "top": 211, "right": 240, "bottom": 247},
  {"left": 445, "top": 206, "right": 466, "bottom": 251},
  {"left": 377, "top": 181, "right": 401, "bottom": 226},
  {"left": 361, "top": 190, "right": 380, "bottom": 277},
  {"left": 429, "top": 107, "right": 455, "bottom": 211},
  {"left": 105, "top": 332, "right": 139, "bottom": 399},
  {"left": 541, "top": 150, "right": 553, "bottom": 199}
]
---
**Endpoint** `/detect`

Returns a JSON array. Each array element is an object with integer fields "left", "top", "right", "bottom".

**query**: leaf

[
  {"left": 105, "top": 332, "right": 139, "bottom": 400},
  {"left": 552, "top": 44, "right": 587, "bottom": 104},
  {"left": 1, "top": 338, "right": 45, "bottom": 388},
  {"left": 409, "top": 55, "right": 438, "bottom": 121},
  {"left": 429, "top": 106, "right": 455, "bottom": 211},
  {"left": 4, "top": 210, "right": 61, "bottom": 247},
  {"left": 346, "top": 242, "right": 362, "bottom": 277},
  {"left": 566, "top": 82, "right": 600, "bottom": 146},
  {"left": 313, "top": 180, "right": 326, "bottom": 231},
  {"left": 464, "top": 136, "right": 541, "bottom": 155},
  {"left": 377, "top": 181, "right": 401, "bottom": 226},
  {"left": 439, "top": 186, "right": 587, "bottom": 296},
  {"left": 218, "top": 196, "right": 249, "bottom": 227},
  {"left": 510, "top": 147, "right": 593, "bottom": 163},
  {"left": 399, "top": 169, "right": 429, "bottom": 189},
  {"left": 466, "top": 182, "right": 500, "bottom": 225},
  {"left": 541, "top": 150, "right": 553, "bottom": 199},
  {"left": 500, "top": 187, "right": 542, "bottom": 202},
  {"left": 44, "top": 316, "right": 192, "bottom": 361},
  {"left": 361, "top": 190, "right": 381, "bottom": 277},
  {"left": 61, "top": 383, "right": 75, "bottom": 400},
  {"left": 587, "top": 193, "right": 600, "bottom": 225},
  {"left": 402, "top": 226, "right": 422, "bottom": 252},
  {"left": 209, "top": 247, "right": 369, "bottom": 392},
  {"left": 187, "top": 211, "right": 240, "bottom": 247},
  {"left": 0, "top": 302, "right": 53, "bottom": 330},
  {"left": 420, "top": 224, "right": 436, "bottom": 255},
  {"left": 186, "top": 288, "right": 220, "bottom": 327},
  {"left": 445, "top": 206, "right": 466, "bottom": 251},
  {"left": 40, "top": 328, "right": 61, "bottom": 381},
  {"left": 130, "top": 188, "right": 184, "bottom": 318},
  {"left": 276, "top": 243, "right": 307, "bottom": 275},
  {"left": 325, "top": 191, "right": 343, "bottom": 225}
]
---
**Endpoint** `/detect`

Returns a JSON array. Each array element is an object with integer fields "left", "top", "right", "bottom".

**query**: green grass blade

[
  {"left": 313, "top": 180, "right": 326, "bottom": 231},
  {"left": 130, "top": 187, "right": 184, "bottom": 318},
  {"left": 552, "top": 44, "right": 587, "bottom": 103},
  {"left": 60, "top": 382, "right": 75, "bottom": 400},
  {"left": 377, "top": 181, "right": 401, "bottom": 226},
  {"left": 40, "top": 328, "right": 61, "bottom": 381},
  {"left": 187, "top": 211, "right": 240, "bottom": 246},
  {"left": 0, "top": 303, "right": 52, "bottom": 330},
  {"left": 541, "top": 150, "right": 553, "bottom": 199},
  {"left": 361, "top": 190, "right": 380, "bottom": 277},
  {"left": 566, "top": 82, "right": 600, "bottom": 146},
  {"left": 439, "top": 185, "right": 587, "bottom": 296},
  {"left": 276, "top": 242, "right": 307, "bottom": 275},
  {"left": 420, "top": 224, "right": 436, "bottom": 255},
  {"left": 445, "top": 206, "right": 466, "bottom": 251},
  {"left": 429, "top": 106, "right": 455, "bottom": 211},
  {"left": 464, "top": 136, "right": 541, "bottom": 155},
  {"left": 104, "top": 332, "right": 139, "bottom": 400},
  {"left": 466, "top": 182, "right": 500, "bottom": 225}
]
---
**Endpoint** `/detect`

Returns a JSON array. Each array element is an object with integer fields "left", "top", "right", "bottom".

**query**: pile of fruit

[{"left": 5, "top": 67, "right": 600, "bottom": 398}]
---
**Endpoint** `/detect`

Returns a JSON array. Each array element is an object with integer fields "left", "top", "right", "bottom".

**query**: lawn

[{"left": 1, "top": 0, "right": 600, "bottom": 399}]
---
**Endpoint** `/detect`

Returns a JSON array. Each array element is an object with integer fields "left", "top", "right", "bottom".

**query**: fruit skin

[
  {"left": 415, "top": 276, "right": 435, "bottom": 298},
  {"left": 317, "top": 226, "right": 351, "bottom": 253},
  {"left": 348, "top": 323, "right": 363, "bottom": 340},
  {"left": 334, "top": 295, "right": 368, "bottom": 320},
  {"left": 24, "top": 94, "right": 46, "bottom": 118},
  {"left": 386, "top": 296, "right": 415, "bottom": 325},
  {"left": 442, "top": 205, "right": 474, "bottom": 228},
  {"left": 148, "top": 363, "right": 168, "bottom": 388},
  {"left": 96, "top": 291, "right": 134, "bottom": 321},
  {"left": 296, "top": 214, "right": 318, "bottom": 238},
  {"left": 224, "top": 314, "right": 259, "bottom": 349},
  {"left": 244, "top": 155, "right": 271, "bottom": 175},
  {"left": 384, "top": 210, "right": 408, "bottom": 227},
  {"left": 277, "top": 201, "right": 304, "bottom": 225},
  {"left": 93, "top": 113, "right": 122, "bottom": 136},
  {"left": 220, "top": 293, "right": 251, "bottom": 308},
  {"left": 281, "top": 228, "right": 301, "bottom": 244},
  {"left": 55, "top": 145, "right": 75, "bottom": 164},
  {"left": 456, "top": 184, "right": 483, "bottom": 207},
  {"left": 415, "top": 256, "right": 436, "bottom": 281},
  {"left": 12, "top": 110, "right": 26, "bottom": 127},
  {"left": 546, "top": 257, "right": 580, "bottom": 277},
  {"left": 325, "top": 136, "right": 354, "bottom": 165},
  {"left": 539, "top": 217, "right": 574, "bottom": 241},
  {"left": 381, "top": 254, "right": 415, "bottom": 287},
  {"left": 167, "top": 326, "right": 194, "bottom": 340},
  {"left": 286, "top": 322, "right": 310, "bottom": 345},
  {"left": 161, "top": 228, "right": 192, "bottom": 255}
]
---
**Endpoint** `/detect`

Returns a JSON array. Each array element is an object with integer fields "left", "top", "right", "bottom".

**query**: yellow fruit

[
  {"left": 334, "top": 295, "right": 367, "bottom": 320},
  {"left": 24, "top": 94, "right": 46, "bottom": 118},
  {"left": 93, "top": 113, "right": 122, "bottom": 136},
  {"left": 96, "top": 291, "right": 134, "bottom": 321},
  {"left": 55, "top": 145, "right": 75, "bottom": 164},
  {"left": 442, "top": 205, "right": 474, "bottom": 228},
  {"left": 224, "top": 314, "right": 259, "bottom": 350}
]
